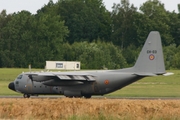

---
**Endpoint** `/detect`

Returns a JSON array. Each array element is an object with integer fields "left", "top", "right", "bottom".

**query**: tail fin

[{"left": 133, "top": 31, "right": 165, "bottom": 75}]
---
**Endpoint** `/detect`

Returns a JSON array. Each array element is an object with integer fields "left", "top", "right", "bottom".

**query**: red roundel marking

[
  {"left": 149, "top": 54, "right": 155, "bottom": 60},
  {"left": 104, "top": 80, "right": 109, "bottom": 85}
]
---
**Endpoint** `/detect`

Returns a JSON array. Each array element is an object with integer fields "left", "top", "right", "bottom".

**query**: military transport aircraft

[{"left": 8, "top": 31, "right": 173, "bottom": 98}]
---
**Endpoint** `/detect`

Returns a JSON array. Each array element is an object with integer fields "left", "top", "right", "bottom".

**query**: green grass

[
  {"left": 0, "top": 68, "right": 41, "bottom": 96},
  {"left": 0, "top": 81, "right": 20, "bottom": 95},
  {"left": 0, "top": 68, "right": 41, "bottom": 81},
  {"left": 0, "top": 68, "right": 180, "bottom": 97},
  {"left": 106, "top": 70, "right": 180, "bottom": 97}
]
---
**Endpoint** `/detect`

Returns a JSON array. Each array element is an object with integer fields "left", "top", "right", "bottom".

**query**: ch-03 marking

[
  {"left": 8, "top": 31, "right": 173, "bottom": 98},
  {"left": 147, "top": 50, "right": 157, "bottom": 54}
]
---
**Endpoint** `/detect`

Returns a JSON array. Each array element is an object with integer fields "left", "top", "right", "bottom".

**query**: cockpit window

[{"left": 17, "top": 75, "right": 23, "bottom": 79}]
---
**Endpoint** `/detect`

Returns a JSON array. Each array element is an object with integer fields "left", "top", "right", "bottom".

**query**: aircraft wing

[{"left": 25, "top": 72, "right": 96, "bottom": 82}]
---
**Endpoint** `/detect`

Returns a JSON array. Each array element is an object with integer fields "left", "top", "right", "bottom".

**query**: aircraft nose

[{"left": 8, "top": 82, "right": 15, "bottom": 91}]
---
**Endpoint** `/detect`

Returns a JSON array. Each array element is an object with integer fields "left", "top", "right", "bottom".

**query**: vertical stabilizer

[{"left": 134, "top": 31, "right": 165, "bottom": 75}]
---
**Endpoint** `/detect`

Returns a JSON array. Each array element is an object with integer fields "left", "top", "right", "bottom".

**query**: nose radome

[{"left": 8, "top": 82, "right": 15, "bottom": 91}]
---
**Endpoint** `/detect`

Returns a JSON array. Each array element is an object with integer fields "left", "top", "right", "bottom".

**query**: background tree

[
  {"left": 56, "top": 0, "right": 112, "bottom": 43},
  {"left": 31, "top": 11, "right": 69, "bottom": 67},
  {"left": 0, "top": 9, "right": 68, "bottom": 68},
  {"left": 139, "top": 0, "right": 173, "bottom": 46},
  {"left": 0, "top": 0, "right": 180, "bottom": 69},
  {"left": 0, "top": 10, "right": 13, "bottom": 67},
  {"left": 61, "top": 41, "right": 127, "bottom": 69},
  {"left": 167, "top": 11, "right": 180, "bottom": 46},
  {"left": 0, "top": 11, "right": 33, "bottom": 67},
  {"left": 111, "top": 0, "right": 138, "bottom": 49}
]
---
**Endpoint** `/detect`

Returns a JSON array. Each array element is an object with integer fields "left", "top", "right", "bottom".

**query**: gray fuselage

[{"left": 9, "top": 70, "right": 143, "bottom": 97}]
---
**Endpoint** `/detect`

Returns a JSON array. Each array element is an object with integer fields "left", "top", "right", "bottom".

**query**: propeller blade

[{"left": 28, "top": 75, "right": 33, "bottom": 81}]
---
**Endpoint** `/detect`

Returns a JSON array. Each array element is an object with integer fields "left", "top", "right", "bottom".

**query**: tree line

[{"left": 0, "top": 0, "right": 180, "bottom": 69}]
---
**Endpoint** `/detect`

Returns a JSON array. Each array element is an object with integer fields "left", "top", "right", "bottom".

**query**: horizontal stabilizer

[
  {"left": 134, "top": 72, "right": 174, "bottom": 77},
  {"left": 133, "top": 73, "right": 157, "bottom": 76},
  {"left": 163, "top": 72, "right": 174, "bottom": 76}
]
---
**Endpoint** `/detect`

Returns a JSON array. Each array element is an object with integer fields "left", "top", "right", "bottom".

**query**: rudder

[{"left": 134, "top": 31, "right": 165, "bottom": 75}]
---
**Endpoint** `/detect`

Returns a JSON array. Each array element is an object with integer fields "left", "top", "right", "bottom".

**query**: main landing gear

[
  {"left": 65, "top": 95, "right": 92, "bottom": 98},
  {"left": 23, "top": 94, "right": 30, "bottom": 98},
  {"left": 84, "top": 95, "right": 92, "bottom": 99}
]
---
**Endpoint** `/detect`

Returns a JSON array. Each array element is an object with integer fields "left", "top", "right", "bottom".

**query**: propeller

[
  {"left": 28, "top": 75, "right": 34, "bottom": 85},
  {"left": 28, "top": 75, "right": 33, "bottom": 80}
]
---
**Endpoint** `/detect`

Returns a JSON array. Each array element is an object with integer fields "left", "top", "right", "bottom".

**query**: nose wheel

[{"left": 23, "top": 94, "right": 30, "bottom": 98}]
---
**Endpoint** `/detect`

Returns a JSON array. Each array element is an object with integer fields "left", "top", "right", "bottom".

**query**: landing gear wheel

[
  {"left": 84, "top": 95, "right": 92, "bottom": 99},
  {"left": 23, "top": 94, "right": 30, "bottom": 98},
  {"left": 65, "top": 96, "right": 73, "bottom": 98}
]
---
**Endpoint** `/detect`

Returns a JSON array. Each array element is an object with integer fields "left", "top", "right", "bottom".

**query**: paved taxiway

[{"left": 0, "top": 96, "right": 180, "bottom": 100}]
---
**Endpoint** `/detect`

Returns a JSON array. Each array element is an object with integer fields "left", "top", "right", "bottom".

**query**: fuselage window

[{"left": 17, "top": 75, "right": 23, "bottom": 79}]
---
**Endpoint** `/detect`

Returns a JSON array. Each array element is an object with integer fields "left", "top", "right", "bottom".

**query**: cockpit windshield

[{"left": 17, "top": 75, "right": 23, "bottom": 79}]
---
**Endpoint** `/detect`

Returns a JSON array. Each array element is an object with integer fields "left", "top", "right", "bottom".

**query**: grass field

[
  {"left": 0, "top": 68, "right": 41, "bottom": 96},
  {"left": 107, "top": 70, "right": 180, "bottom": 97},
  {"left": 0, "top": 68, "right": 180, "bottom": 97}
]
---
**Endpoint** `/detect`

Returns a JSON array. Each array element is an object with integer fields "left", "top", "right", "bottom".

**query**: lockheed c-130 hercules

[{"left": 8, "top": 31, "right": 173, "bottom": 98}]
